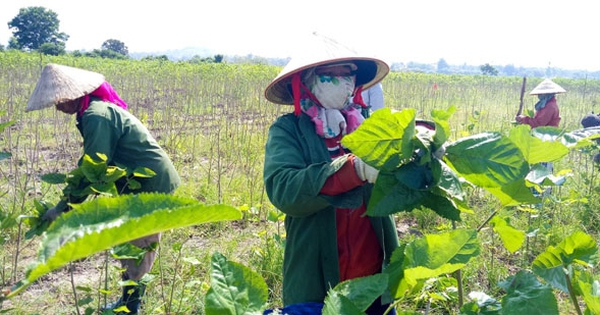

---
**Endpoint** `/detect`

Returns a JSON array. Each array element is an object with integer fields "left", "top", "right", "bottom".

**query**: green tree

[
  {"left": 101, "top": 39, "right": 128, "bottom": 56},
  {"left": 84, "top": 49, "right": 128, "bottom": 60},
  {"left": 480, "top": 63, "right": 499, "bottom": 76},
  {"left": 437, "top": 58, "right": 450, "bottom": 74},
  {"left": 142, "top": 55, "right": 170, "bottom": 61},
  {"left": 39, "top": 42, "right": 65, "bottom": 56},
  {"left": 7, "top": 6, "right": 68, "bottom": 50}
]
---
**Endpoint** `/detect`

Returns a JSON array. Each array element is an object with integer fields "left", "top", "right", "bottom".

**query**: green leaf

[
  {"left": 489, "top": 216, "right": 526, "bottom": 253},
  {"left": 80, "top": 154, "right": 108, "bottom": 182},
  {"left": 396, "top": 229, "right": 479, "bottom": 296},
  {"left": 0, "top": 120, "right": 15, "bottom": 133},
  {"left": 508, "top": 125, "right": 569, "bottom": 164},
  {"left": 101, "top": 166, "right": 127, "bottom": 183},
  {"left": 204, "top": 252, "right": 267, "bottom": 315},
  {"left": 132, "top": 167, "right": 157, "bottom": 178},
  {"left": 578, "top": 276, "right": 600, "bottom": 315},
  {"left": 558, "top": 126, "right": 600, "bottom": 148},
  {"left": 322, "top": 290, "right": 365, "bottom": 315},
  {"left": 532, "top": 231, "right": 598, "bottom": 293},
  {"left": 386, "top": 245, "right": 407, "bottom": 299},
  {"left": 110, "top": 243, "right": 148, "bottom": 262},
  {"left": 430, "top": 105, "right": 456, "bottom": 147},
  {"left": 498, "top": 270, "right": 558, "bottom": 315},
  {"left": 420, "top": 190, "right": 461, "bottom": 221},
  {"left": 395, "top": 162, "right": 434, "bottom": 190},
  {"left": 330, "top": 273, "right": 388, "bottom": 312},
  {"left": 434, "top": 159, "right": 464, "bottom": 201},
  {"left": 445, "top": 133, "right": 529, "bottom": 188},
  {"left": 23, "top": 200, "right": 53, "bottom": 240},
  {"left": 367, "top": 173, "right": 426, "bottom": 216},
  {"left": 7, "top": 193, "right": 242, "bottom": 298},
  {"left": 526, "top": 164, "right": 566, "bottom": 186},
  {"left": 127, "top": 179, "right": 142, "bottom": 190},
  {"left": 403, "top": 264, "right": 465, "bottom": 290},
  {"left": 41, "top": 173, "right": 67, "bottom": 184},
  {"left": 341, "top": 108, "right": 417, "bottom": 171},
  {"left": 90, "top": 182, "right": 118, "bottom": 196},
  {"left": 405, "top": 229, "right": 479, "bottom": 267},
  {"left": 0, "top": 152, "right": 11, "bottom": 161},
  {"left": 460, "top": 291, "right": 501, "bottom": 315},
  {"left": 484, "top": 179, "right": 540, "bottom": 206}
]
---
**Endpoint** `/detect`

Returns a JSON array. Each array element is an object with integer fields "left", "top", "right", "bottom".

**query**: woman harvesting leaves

[{"left": 26, "top": 63, "right": 181, "bottom": 314}]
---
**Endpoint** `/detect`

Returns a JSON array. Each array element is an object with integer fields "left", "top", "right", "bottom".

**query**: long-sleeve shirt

[
  {"left": 361, "top": 82, "right": 384, "bottom": 111},
  {"left": 520, "top": 97, "right": 561, "bottom": 128},
  {"left": 56, "top": 98, "right": 180, "bottom": 210}
]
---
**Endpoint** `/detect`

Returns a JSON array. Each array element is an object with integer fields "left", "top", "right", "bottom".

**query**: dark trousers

[{"left": 366, "top": 297, "right": 396, "bottom": 315}]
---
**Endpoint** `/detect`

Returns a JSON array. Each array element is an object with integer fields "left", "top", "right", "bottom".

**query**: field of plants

[{"left": 1, "top": 50, "right": 600, "bottom": 314}]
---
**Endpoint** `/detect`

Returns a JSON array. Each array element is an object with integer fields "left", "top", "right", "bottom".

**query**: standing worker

[
  {"left": 26, "top": 63, "right": 181, "bottom": 314},
  {"left": 515, "top": 78, "right": 566, "bottom": 196},
  {"left": 361, "top": 81, "right": 385, "bottom": 112},
  {"left": 263, "top": 33, "right": 399, "bottom": 315},
  {"left": 516, "top": 78, "right": 565, "bottom": 128}
]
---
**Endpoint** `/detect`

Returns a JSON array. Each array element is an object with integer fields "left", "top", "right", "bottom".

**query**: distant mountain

[{"left": 126, "top": 47, "right": 600, "bottom": 79}]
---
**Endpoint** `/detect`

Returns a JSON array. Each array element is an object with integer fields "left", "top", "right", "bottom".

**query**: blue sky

[{"left": 2, "top": 0, "right": 598, "bottom": 71}]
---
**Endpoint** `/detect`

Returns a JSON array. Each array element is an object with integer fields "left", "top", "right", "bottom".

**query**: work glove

[
  {"left": 354, "top": 157, "right": 379, "bottom": 184},
  {"left": 41, "top": 206, "right": 63, "bottom": 223}
]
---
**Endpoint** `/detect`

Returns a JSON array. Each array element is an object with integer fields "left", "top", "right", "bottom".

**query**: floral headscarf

[{"left": 291, "top": 67, "right": 368, "bottom": 139}]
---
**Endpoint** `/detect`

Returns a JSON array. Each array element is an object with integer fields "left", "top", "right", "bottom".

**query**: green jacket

[
  {"left": 264, "top": 112, "right": 399, "bottom": 306},
  {"left": 57, "top": 99, "right": 180, "bottom": 210}
]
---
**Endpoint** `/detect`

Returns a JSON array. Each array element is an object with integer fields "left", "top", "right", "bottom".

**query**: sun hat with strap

[{"left": 264, "top": 32, "right": 390, "bottom": 107}]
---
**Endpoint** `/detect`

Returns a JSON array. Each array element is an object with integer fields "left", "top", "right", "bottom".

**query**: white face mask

[{"left": 309, "top": 74, "right": 356, "bottom": 109}]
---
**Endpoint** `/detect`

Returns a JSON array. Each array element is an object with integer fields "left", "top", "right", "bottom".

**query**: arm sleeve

[
  {"left": 520, "top": 106, "right": 554, "bottom": 128},
  {"left": 368, "top": 83, "right": 385, "bottom": 111},
  {"left": 320, "top": 154, "right": 364, "bottom": 195},
  {"left": 263, "top": 117, "right": 355, "bottom": 217}
]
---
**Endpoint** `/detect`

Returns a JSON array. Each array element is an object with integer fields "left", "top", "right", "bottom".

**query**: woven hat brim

[
  {"left": 529, "top": 78, "right": 566, "bottom": 95},
  {"left": 264, "top": 33, "right": 390, "bottom": 105},
  {"left": 26, "top": 63, "right": 105, "bottom": 112}
]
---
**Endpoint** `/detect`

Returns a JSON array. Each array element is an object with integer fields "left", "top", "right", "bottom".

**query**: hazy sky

[{"left": 1, "top": 0, "right": 598, "bottom": 71}]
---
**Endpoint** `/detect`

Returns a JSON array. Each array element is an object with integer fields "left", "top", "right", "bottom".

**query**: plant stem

[
  {"left": 12, "top": 220, "right": 22, "bottom": 283},
  {"left": 565, "top": 271, "right": 583, "bottom": 315},
  {"left": 452, "top": 220, "right": 464, "bottom": 307},
  {"left": 69, "top": 262, "right": 81, "bottom": 315},
  {"left": 476, "top": 210, "right": 497, "bottom": 232}
]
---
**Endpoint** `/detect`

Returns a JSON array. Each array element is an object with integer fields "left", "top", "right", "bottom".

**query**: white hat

[
  {"left": 26, "top": 63, "right": 105, "bottom": 112},
  {"left": 529, "top": 78, "right": 566, "bottom": 95},
  {"left": 264, "top": 32, "right": 389, "bottom": 105}
]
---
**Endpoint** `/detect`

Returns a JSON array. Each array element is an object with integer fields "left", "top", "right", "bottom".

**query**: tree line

[
  {"left": 3, "top": 7, "right": 597, "bottom": 78},
  {"left": 2, "top": 6, "right": 223, "bottom": 63}
]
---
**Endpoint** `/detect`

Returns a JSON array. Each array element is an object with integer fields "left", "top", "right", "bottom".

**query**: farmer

[
  {"left": 362, "top": 81, "right": 385, "bottom": 112},
  {"left": 515, "top": 78, "right": 566, "bottom": 196},
  {"left": 26, "top": 63, "right": 181, "bottom": 314},
  {"left": 515, "top": 78, "right": 565, "bottom": 128},
  {"left": 263, "top": 33, "right": 399, "bottom": 315}
]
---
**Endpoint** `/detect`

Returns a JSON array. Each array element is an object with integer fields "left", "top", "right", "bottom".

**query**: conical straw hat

[
  {"left": 264, "top": 32, "right": 390, "bottom": 105},
  {"left": 26, "top": 63, "right": 105, "bottom": 112},
  {"left": 529, "top": 78, "right": 566, "bottom": 95}
]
